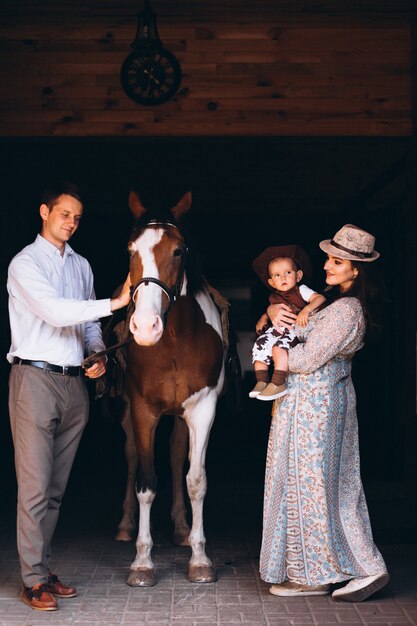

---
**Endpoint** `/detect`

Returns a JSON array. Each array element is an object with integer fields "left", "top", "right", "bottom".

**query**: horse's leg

[
  {"left": 170, "top": 415, "right": 190, "bottom": 546},
  {"left": 183, "top": 390, "right": 218, "bottom": 583},
  {"left": 127, "top": 401, "right": 159, "bottom": 588},
  {"left": 115, "top": 399, "right": 138, "bottom": 542}
]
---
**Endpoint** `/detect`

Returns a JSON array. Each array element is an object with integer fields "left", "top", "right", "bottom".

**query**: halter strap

[
  {"left": 130, "top": 220, "right": 188, "bottom": 311},
  {"left": 130, "top": 277, "right": 175, "bottom": 305},
  {"left": 146, "top": 220, "right": 180, "bottom": 231}
]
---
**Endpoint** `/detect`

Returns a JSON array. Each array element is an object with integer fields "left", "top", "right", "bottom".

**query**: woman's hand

[
  {"left": 267, "top": 303, "right": 297, "bottom": 330},
  {"left": 256, "top": 313, "right": 269, "bottom": 334}
]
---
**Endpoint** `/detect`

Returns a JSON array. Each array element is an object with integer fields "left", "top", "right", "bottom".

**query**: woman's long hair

[{"left": 323, "top": 261, "right": 387, "bottom": 341}]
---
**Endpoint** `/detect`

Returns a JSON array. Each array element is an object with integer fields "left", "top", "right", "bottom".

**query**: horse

[{"left": 117, "top": 189, "right": 226, "bottom": 587}]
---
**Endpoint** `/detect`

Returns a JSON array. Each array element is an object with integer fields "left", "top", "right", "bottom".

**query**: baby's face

[{"left": 267, "top": 257, "right": 301, "bottom": 292}]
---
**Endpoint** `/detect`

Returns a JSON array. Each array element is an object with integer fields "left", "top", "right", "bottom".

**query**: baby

[{"left": 250, "top": 245, "right": 325, "bottom": 401}]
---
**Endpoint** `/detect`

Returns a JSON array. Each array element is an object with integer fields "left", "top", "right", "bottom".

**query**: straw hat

[
  {"left": 319, "top": 224, "right": 379, "bottom": 262},
  {"left": 252, "top": 244, "right": 313, "bottom": 289}
]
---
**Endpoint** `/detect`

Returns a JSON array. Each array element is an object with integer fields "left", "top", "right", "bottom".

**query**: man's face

[{"left": 40, "top": 194, "right": 83, "bottom": 249}]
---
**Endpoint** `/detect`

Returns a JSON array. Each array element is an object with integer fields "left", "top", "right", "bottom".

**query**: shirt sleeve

[
  {"left": 298, "top": 284, "right": 317, "bottom": 303},
  {"left": 8, "top": 254, "right": 112, "bottom": 328},
  {"left": 83, "top": 265, "right": 107, "bottom": 355},
  {"left": 288, "top": 298, "right": 364, "bottom": 374}
]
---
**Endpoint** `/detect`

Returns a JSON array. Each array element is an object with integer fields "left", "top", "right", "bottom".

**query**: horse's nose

[
  {"left": 129, "top": 313, "right": 164, "bottom": 346},
  {"left": 129, "top": 314, "right": 137, "bottom": 334}
]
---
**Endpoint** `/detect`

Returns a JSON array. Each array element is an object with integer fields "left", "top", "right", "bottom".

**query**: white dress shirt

[{"left": 7, "top": 234, "right": 112, "bottom": 366}]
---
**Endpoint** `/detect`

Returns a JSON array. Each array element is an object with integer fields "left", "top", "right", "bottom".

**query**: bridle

[
  {"left": 82, "top": 221, "right": 188, "bottom": 371},
  {"left": 129, "top": 220, "right": 188, "bottom": 314}
]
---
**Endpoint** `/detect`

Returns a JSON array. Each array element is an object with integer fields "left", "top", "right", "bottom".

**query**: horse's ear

[
  {"left": 171, "top": 191, "right": 192, "bottom": 221},
  {"left": 129, "top": 191, "right": 147, "bottom": 220}
]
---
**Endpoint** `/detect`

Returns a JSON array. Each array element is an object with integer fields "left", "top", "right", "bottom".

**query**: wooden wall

[{"left": 0, "top": 1, "right": 413, "bottom": 136}]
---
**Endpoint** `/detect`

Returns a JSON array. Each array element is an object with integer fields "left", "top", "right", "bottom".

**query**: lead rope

[{"left": 81, "top": 335, "right": 134, "bottom": 370}]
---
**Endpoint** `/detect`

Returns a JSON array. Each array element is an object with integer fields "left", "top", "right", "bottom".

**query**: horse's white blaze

[
  {"left": 183, "top": 389, "right": 218, "bottom": 567},
  {"left": 131, "top": 488, "right": 155, "bottom": 570},
  {"left": 130, "top": 229, "right": 165, "bottom": 345}
]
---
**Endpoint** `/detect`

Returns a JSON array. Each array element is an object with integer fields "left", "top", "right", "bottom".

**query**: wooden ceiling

[{"left": 0, "top": 0, "right": 415, "bottom": 21}]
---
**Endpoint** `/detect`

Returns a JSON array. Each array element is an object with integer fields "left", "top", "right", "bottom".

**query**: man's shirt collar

[{"left": 35, "top": 234, "right": 74, "bottom": 259}]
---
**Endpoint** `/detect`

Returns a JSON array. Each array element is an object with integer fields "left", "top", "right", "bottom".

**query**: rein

[
  {"left": 81, "top": 336, "right": 134, "bottom": 370},
  {"left": 82, "top": 220, "right": 188, "bottom": 371}
]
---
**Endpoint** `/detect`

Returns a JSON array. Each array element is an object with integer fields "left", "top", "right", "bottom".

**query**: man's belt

[{"left": 11, "top": 357, "right": 82, "bottom": 377}]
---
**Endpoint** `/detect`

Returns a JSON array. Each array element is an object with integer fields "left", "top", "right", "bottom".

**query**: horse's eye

[{"left": 173, "top": 248, "right": 183, "bottom": 257}]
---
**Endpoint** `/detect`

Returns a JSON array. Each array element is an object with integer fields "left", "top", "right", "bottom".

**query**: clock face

[{"left": 120, "top": 49, "right": 182, "bottom": 106}]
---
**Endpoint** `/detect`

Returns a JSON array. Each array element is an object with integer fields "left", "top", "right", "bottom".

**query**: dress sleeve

[{"left": 288, "top": 298, "right": 364, "bottom": 374}]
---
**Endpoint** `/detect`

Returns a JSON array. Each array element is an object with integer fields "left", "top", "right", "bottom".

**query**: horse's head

[{"left": 127, "top": 191, "right": 191, "bottom": 346}]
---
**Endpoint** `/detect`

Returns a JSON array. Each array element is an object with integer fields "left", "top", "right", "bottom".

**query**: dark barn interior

[{"left": 0, "top": 1, "right": 416, "bottom": 621}]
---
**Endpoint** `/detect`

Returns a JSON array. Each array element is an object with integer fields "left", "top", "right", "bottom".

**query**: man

[{"left": 7, "top": 181, "right": 130, "bottom": 611}]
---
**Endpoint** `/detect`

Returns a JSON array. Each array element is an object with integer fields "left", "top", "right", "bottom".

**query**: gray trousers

[{"left": 8, "top": 364, "right": 89, "bottom": 587}]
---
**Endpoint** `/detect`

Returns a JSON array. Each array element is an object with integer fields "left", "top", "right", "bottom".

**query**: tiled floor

[
  {"left": 1, "top": 518, "right": 417, "bottom": 626},
  {"left": 1, "top": 383, "right": 416, "bottom": 625}
]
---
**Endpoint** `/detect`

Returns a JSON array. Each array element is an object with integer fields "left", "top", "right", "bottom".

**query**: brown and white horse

[{"left": 120, "top": 190, "right": 225, "bottom": 587}]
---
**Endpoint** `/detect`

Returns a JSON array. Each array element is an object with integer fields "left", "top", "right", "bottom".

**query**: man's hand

[
  {"left": 84, "top": 356, "right": 107, "bottom": 379},
  {"left": 110, "top": 273, "right": 131, "bottom": 312},
  {"left": 267, "top": 303, "right": 297, "bottom": 330}
]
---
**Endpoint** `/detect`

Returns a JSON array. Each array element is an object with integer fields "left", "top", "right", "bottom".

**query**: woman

[{"left": 260, "top": 224, "right": 389, "bottom": 602}]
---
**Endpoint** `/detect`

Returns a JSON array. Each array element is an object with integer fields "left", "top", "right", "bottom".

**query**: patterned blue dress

[{"left": 260, "top": 297, "right": 388, "bottom": 585}]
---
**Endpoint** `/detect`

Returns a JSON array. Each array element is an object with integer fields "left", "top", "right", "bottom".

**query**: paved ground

[
  {"left": 1, "top": 381, "right": 416, "bottom": 625},
  {"left": 1, "top": 517, "right": 417, "bottom": 626}
]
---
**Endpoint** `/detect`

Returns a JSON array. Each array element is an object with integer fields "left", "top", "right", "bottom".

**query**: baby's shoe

[
  {"left": 257, "top": 382, "right": 287, "bottom": 401},
  {"left": 248, "top": 381, "right": 268, "bottom": 398}
]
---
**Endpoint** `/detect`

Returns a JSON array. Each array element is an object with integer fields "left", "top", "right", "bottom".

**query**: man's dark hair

[{"left": 40, "top": 180, "right": 83, "bottom": 210}]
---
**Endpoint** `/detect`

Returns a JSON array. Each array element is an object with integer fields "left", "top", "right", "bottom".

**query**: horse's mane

[{"left": 130, "top": 211, "right": 205, "bottom": 296}]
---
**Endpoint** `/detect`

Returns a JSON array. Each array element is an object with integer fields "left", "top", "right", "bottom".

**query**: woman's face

[{"left": 324, "top": 255, "right": 358, "bottom": 292}]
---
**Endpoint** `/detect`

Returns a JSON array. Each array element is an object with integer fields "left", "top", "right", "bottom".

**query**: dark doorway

[{"left": 0, "top": 136, "right": 414, "bottom": 541}]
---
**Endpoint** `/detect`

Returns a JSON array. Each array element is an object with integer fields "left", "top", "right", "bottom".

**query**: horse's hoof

[
  {"left": 173, "top": 531, "right": 190, "bottom": 547},
  {"left": 127, "top": 568, "right": 156, "bottom": 587},
  {"left": 115, "top": 529, "right": 134, "bottom": 542},
  {"left": 187, "top": 565, "right": 217, "bottom": 583}
]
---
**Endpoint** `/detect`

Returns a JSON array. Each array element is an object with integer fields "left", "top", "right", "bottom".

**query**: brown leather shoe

[
  {"left": 21, "top": 583, "right": 58, "bottom": 611},
  {"left": 46, "top": 574, "right": 77, "bottom": 598}
]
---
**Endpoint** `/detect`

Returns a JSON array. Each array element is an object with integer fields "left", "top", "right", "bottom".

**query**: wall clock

[{"left": 120, "top": 0, "right": 182, "bottom": 106}]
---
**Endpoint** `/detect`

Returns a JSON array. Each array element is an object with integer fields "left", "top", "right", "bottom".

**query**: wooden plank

[
  {"left": 0, "top": 98, "right": 149, "bottom": 111},
  {"left": 188, "top": 33, "right": 409, "bottom": 55},
  {"left": 0, "top": 85, "right": 109, "bottom": 98},
  {"left": 179, "top": 97, "right": 411, "bottom": 113},
  {"left": 0, "top": 63, "right": 122, "bottom": 76},
  {"left": 0, "top": 38, "right": 189, "bottom": 53},
  {"left": 0, "top": 5, "right": 411, "bottom": 26},
  {"left": 0, "top": 45, "right": 408, "bottom": 66},
  {"left": 0, "top": 110, "right": 156, "bottom": 123},
  {"left": 0, "top": 116, "right": 410, "bottom": 137},
  {"left": 0, "top": 94, "right": 409, "bottom": 116}
]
